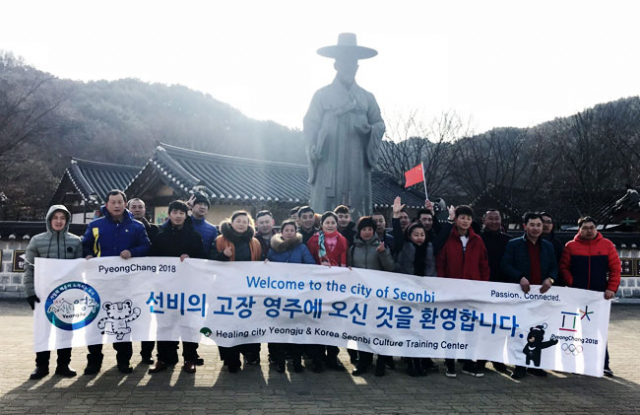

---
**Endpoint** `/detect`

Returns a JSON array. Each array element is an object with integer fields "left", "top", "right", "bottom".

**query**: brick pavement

[{"left": 1, "top": 300, "right": 639, "bottom": 414}]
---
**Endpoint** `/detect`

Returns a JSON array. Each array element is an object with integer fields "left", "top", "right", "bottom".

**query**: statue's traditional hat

[{"left": 317, "top": 33, "right": 378, "bottom": 60}]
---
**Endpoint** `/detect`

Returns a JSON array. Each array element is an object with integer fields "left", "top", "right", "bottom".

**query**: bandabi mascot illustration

[
  {"left": 97, "top": 300, "right": 141, "bottom": 340},
  {"left": 523, "top": 324, "right": 558, "bottom": 367}
]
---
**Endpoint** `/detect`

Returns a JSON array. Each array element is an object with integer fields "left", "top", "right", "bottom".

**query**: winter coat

[
  {"left": 150, "top": 217, "right": 204, "bottom": 259},
  {"left": 300, "top": 226, "right": 319, "bottom": 245},
  {"left": 307, "top": 231, "right": 348, "bottom": 266},
  {"left": 338, "top": 221, "right": 357, "bottom": 246},
  {"left": 24, "top": 205, "right": 83, "bottom": 297},
  {"left": 437, "top": 226, "right": 490, "bottom": 281},
  {"left": 211, "top": 221, "right": 261, "bottom": 261},
  {"left": 559, "top": 232, "right": 621, "bottom": 292},
  {"left": 544, "top": 232, "right": 565, "bottom": 265},
  {"left": 379, "top": 231, "right": 395, "bottom": 253},
  {"left": 267, "top": 233, "right": 315, "bottom": 264},
  {"left": 82, "top": 205, "right": 150, "bottom": 258},
  {"left": 481, "top": 230, "right": 512, "bottom": 283},
  {"left": 139, "top": 217, "right": 160, "bottom": 243},
  {"left": 190, "top": 215, "right": 218, "bottom": 257},
  {"left": 348, "top": 235, "right": 395, "bottom": 271},
  {"left": 258, "top": 229, "right": 278, "bottom": 260},
  {"left": 395, "top": 241, "right": 436, "bottom": 276},
  {"left": 501, "top": 234, "right": 558, "bottom": 284}
]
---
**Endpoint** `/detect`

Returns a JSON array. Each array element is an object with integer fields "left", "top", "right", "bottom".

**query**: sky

[{"left": 2, "top": 0, "right": 639, "bottom": 136}]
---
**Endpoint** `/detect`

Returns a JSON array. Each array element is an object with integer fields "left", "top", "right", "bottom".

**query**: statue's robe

[{"left": 303, "top": 77, "right": 385, "bottom": 219}]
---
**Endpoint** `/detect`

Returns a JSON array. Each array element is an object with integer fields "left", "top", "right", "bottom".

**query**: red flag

[{"left": 404, "top": 164, "right": 424, "bottom": 188}]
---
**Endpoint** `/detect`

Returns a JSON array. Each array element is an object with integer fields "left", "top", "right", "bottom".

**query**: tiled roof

[
  {"left": 127, "top": 144, "right": 427, "bottom": 208},
  {"left": 51, "top": 158, "right": 141, "bottom": 205}
]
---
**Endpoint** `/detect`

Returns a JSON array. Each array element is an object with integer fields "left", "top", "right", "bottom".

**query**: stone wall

[{"left": 0, "top": 240, "right": 29, "bottom": 299}]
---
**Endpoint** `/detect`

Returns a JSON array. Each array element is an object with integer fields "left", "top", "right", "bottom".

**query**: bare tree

[
  {"left": 377, "top": 110, "right": 466, "bottom": 198},
  {"left": 0, "top": 51, "right": 65, "bottom": 159}
]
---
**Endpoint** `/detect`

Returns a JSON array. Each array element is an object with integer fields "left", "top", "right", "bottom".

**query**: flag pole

[{"left": 421, "top": 161, "right": 429, "bottom": 201}]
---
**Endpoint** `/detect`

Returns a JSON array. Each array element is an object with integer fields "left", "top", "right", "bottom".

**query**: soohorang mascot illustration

[
  {"left": 523, "top": 324, "right": 558, "bottom": 367},
  {"left": 97, "top": 300, "right": 141, "bottom": 340}
]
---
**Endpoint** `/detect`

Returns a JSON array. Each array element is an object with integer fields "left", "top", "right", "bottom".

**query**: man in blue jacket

[
  {"left": 82, "top": 189, "right": 151, "bottom": 375},
  {"left": 501, "top": 212, "right": 557, "bottom": 379},
  {"left": 187, "top": 192, "right": 218, "bottom": 257}
]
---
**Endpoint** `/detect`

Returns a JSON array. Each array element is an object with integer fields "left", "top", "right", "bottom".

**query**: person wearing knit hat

[{"left": 347, "top": 216, "right": 395, "bottom": 376}]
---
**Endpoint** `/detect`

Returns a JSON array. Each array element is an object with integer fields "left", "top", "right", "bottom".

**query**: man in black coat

[
  {"left": 128, "top": 198, "right": 159, "bottom": 364},
  {"left": 479, "top": 209, "right": 512, "bottom": 374},
  {"left": 540, "top": 212, "right": 565, "bottom": 284},
  {"left": 148, "top": 200, "right": 204, "bottom": 375},
  {"left": 298, "top": 206, "right": 319, "bottom": 244},
  {"left": 334, "top": 205, "right": 357, "bottom": 246}
]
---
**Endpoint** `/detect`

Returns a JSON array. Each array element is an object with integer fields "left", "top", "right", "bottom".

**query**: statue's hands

[
  {"left": 309, "top": 144, "right": 320, "bottom": 162},
  {"left": 355, "top": 122, "right": 371, "bottom": 135}
]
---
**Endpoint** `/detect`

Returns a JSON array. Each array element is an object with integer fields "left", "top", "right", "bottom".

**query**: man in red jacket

[
  {"left": 559, "top": 216, "right": 621, "bottom": 376},
  {"left": 437, "top": 205, "right": 490, "bottom": 378}
]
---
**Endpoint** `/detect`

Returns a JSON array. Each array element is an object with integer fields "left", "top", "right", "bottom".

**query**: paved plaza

[{"left": 1, "top": 300, "right": 639, "bottom": 414}]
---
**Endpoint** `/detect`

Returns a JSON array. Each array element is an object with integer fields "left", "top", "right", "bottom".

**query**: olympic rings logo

[{"left": 562, "top": 343, "right": 583, "bottom": 356}]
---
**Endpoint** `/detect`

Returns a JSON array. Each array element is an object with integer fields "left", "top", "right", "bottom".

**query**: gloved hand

[{"left": 27, "top": 295, "right": 40, "bottom": 310}]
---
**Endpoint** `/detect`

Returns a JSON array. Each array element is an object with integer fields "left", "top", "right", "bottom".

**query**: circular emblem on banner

[{"left": 44, "top": 281, "right": 101, "bottom": 331}]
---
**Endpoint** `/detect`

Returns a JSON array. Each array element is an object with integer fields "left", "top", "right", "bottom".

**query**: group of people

[{"left": 24, "top": 189, "right": 621, "bottom": 381}]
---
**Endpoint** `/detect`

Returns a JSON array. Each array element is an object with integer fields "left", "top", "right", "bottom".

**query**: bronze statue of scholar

[{"left": 303, "top": 33, "right": 386, "bottom": 219}]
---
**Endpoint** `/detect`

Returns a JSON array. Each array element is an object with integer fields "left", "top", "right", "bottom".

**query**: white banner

[{"left": 34, "top": 257, "right": 611, "bottom": 377}]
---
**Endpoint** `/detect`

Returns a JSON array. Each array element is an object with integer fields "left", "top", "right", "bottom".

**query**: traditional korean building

[
  {"left": 48, "top": 144, "right": 427, "bottom": 225},
  {"left": 49, "top": 158, "right": 141, "bottom": 223},
  {"left": 125, "top": 144, "right": 427, "bottom": 225}
]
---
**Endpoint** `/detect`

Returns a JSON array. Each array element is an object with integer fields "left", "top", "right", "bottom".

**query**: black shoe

[
  {"left": 55, "top": 365, "right": 77, "bottom": 378},
  {"left": 148, "top": 361, "right": 168, "bottom": 374},
  {"left": 293, "top": 360, "right": 305, "bottom": 373},
  {"left": 423, "top": 358, "right": 439, "bottom": 372},
  {"left": 140, "top": 357, "right": 154, "bottom": 365},
  {"left": 352, "top": 366, "right": 367, "bottom": 376},
  {"left": 511, "top": 367, "right": 527, "bottom": 380},
  {"left": 276, "top": 360, "right": 285, "bottom": 373},
  {"left": 603, "top": 367, "right": 614, "bottom": 377},
  {"left": 195, "top": 358, "right": 204, "bottom": 366},
  {"left": 117, "top": 364, "right": 133, "bottom": 374},
  {"left": 528, "top": 368, "right": 547, "bottom": 377},
  {"left": 246, "top": 355, "right": 260, "bottom": 365},
  {"left": 406, "top": 360, "right": 418, "bottom": 377},
  {"left": 312, "top": 359, "right": 324, "bottom": 373},
  {"left": 83, "top": 363, "right": 101, "bottom": 376},
  {"left": 325, "top": 357, "right": 345, "bottom": 371},
  {"left": 375, "top": 361, "right": 386, "bottom": 377},
  {"left": 462, "top": 362, "right": 484, "bottom": 378},
  {"left": 445, "top": 362, "right": 456, "bottom": 378},
  {"left": 492, "top": 362, "right": 508, "bottom": 373},
  {"left": 29, "top": 366, "right": 49, "bottom": 380}
]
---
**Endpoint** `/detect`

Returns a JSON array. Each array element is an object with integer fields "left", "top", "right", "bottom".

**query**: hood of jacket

[
  {"left": 220, "top": 220, "right": 255, "bottom": 243},
  {"left": 270, "top": 233, "right": 303, "bottom": 252},
  {"left": 572, "top": 231, "right": 603, "bottom": 245},
  {"left": 45, "top": 205, "right": 71, "bottom": 234}
]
